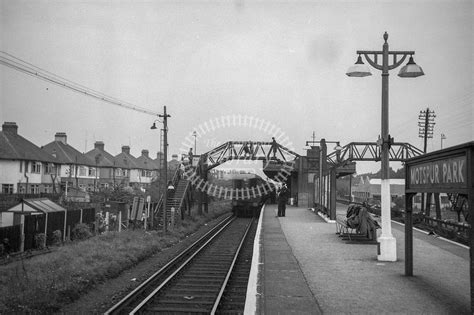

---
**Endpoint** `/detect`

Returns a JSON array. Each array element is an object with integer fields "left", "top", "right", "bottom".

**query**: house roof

[
  {"left": 114, "top": 152, "right": 140, "bottom": 169},
  {"left": 0, "top": 129, "right": 56, "bottom": 163},
  {"left": 136, "top": 155, "right": 158, "bottom": 170},
  {"left": 42, "top": 141, "right": 94, "bottom": 166},
  {"left": 7, "top": 198, "right": 66, "bottom": 213},
  {"left": 84, "top": 148, "right": 116, "bottom": 167}
]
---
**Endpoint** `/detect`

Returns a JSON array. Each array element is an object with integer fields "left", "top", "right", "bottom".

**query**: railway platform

[{"left": 246, "top": 204, "right": 470, "bottom": 314}]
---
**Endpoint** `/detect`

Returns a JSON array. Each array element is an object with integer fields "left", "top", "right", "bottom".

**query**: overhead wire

[{"left": 0, "top": 51, "right": 160, "bottom": 117}]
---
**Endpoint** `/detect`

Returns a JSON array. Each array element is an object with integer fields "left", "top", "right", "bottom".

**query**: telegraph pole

[
  {"left": 418, "top": 108, "right": 436, "bottom": 153},
  {"left": 418, "top": 107, "right": 435, "bottom": 216},
  {"left": 159, "top": 106, "right": 171, "bottom": 233}
]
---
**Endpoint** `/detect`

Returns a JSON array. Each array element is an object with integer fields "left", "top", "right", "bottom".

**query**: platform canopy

[{"left": 7, "top": 198, "right": 66, "bottom": 214}]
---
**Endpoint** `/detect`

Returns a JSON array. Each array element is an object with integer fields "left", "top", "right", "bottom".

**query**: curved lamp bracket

[
  {"left": 363, "top": 54, "right": 382, "bottom": 71},
  {"left": 388, "top": 54, "right": 408, "bottom": 71}
]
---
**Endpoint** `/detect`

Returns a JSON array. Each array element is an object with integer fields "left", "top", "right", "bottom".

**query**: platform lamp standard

[
  {"left": 151, "top": 106, "right": 171, "bottom": 232},
  {"left": 346, "top": 32, "right": 424, "bottom": 261},
  {"left": 192, "top": 130, "right": 197, "bottom": 155},
  {"left": 441, "top": 133, "right": 446, "bottom": 149}
]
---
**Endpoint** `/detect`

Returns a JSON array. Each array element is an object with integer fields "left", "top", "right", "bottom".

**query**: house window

[
  {"left": 30, "top": 184, "right": 40, "bottom": 194},
  {"left": 2, "top": 184, "right": 14, "bottom": 194},
  {"left": 31, "top": 162, "right": 42, "bottom": 174},
  {"left": 141, "top": 169, "right": 146, "bottom": 177},
  {"left": 88, "top": 167, "right": 96, "bottom": 177},
  {"left": 18, "top": 184, "right": 25, "bottom": 194},
  {"left": 66, "top": 166, "right": 75, "bottom": 177},
  {"left": 79, "top": 166, "right": 86, "bottom": 176},
  {"left": 43, "top": 184, "right": 52, "bottom": 193},
  {"left": 44, "top": 163, "right": 55, "bottom": 175}
]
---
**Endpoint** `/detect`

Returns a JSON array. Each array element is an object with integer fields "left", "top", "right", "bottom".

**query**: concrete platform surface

[{"left": 250, "top": 204, "right": 470, "bottom": 314}]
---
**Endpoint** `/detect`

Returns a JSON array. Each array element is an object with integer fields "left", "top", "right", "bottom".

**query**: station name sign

[{"left": 407, "top": 155, "right": 467, "bottom": 189}]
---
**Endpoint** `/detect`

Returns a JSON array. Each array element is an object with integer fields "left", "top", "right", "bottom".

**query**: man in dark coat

[{"left": 277, "top": 184, "right": 290, "bottom": 217}]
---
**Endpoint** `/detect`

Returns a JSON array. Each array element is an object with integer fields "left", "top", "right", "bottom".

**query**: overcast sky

[{"left": 1, "top": 0, "right": 472, "bottom": 174}]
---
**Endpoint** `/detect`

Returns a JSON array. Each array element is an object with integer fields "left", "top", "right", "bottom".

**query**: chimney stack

[
  {"left": 122, "top": 146, "right": 130, "bottom": 154},
  {"left": 2, "top": 122, "right": 18, "bottom": 135},
  {"left": 141, "top": 149, "right": 149, "bottom": 158},
  {"left": 95, "top": 141, "right": 105, "bottom": 151},
  {"left": 55, "top": 132, "right": 67, "bottom": 144}
]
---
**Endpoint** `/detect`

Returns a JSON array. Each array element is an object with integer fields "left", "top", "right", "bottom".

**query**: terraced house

[
  {"left": 0, "top": 122, "right": 58, "bottom": 194},
  {"left": 42, "top": 132, "right": 97, "bottom": 193},
  {"left": 0, "top": 122, "right": 163, "bottom": 196}
]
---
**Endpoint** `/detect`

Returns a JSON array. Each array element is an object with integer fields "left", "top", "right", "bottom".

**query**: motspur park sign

[
  {"left": 405, "top": 143, "right": 473, "bottom": 192},
  {"left": 408, "top": 156, "right": 466, "bottom": 189}
]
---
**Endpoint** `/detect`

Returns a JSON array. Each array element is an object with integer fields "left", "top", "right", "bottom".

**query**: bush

[
  {"left": 52, "top": 230, "right": 62, "bottom": 245},
  {"left": 34, "top": 233, "right": 46, "bottom": 249},
  {"left": 71, "top": 223, "right": 92, "bottom": 241}
]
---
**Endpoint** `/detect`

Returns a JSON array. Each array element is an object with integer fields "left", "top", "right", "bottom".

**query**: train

[{"left": 231, "top": 176, "right": 272, "bottom": 217}]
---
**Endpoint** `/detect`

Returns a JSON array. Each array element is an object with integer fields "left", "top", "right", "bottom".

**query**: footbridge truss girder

[
  {"left": 326, "top": 142, "right": 424, "bottom": 168},
  {"left": 201, "top": 141, "right": 300, "bottom": 170}
]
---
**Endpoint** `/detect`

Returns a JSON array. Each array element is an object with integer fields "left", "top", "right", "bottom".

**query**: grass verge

[{"left": 0, "top": 200, "right": 232, "bottom": 313}]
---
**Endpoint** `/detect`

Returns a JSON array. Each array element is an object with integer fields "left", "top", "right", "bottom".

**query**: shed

[
  {"left": 3, "top": 198, "right": 66, "bottom": 226},
  {"left": 2, "top": 198, "right": 67, "bottom": 249}
]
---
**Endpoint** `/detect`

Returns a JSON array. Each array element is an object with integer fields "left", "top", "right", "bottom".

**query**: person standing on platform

[{"left": 277, "top": 183, "right": 290, "bottom": 217}]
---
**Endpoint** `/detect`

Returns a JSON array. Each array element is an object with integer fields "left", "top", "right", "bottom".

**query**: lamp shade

[
  {"left": 334, "top": 143, "right": 343, "bottom": 151},
  {"left": 398, "top": 56, "right": 424, "bottom": 78},
  {"left": 346, "top": 55, "right": 372, "bottom": 77}
]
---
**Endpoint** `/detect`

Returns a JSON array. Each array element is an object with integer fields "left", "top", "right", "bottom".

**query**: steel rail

[
  {"left": 210, "top": 218, "right": 254, "bottom": 314},
  {"left": 104, "top": 214, "right": 234, "bottom": 315},
  {"left": 129, "top": 216, "right": 238, "bottom": 314}
]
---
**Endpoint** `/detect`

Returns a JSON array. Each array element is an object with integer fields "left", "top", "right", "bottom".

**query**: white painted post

[
  {"left": 170, "top": 207, "right": 175, "bottom": 231},
  {"left": 80, "top": 208, "right": 83, "bottom": 224},
  {"left": 145, "top": 196, "right": 151, "bottom": 231},
  {"left": 105, "top": 212, "right": 109, "bottom": 232}
]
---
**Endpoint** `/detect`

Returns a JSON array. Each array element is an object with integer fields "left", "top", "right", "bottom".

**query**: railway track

[{"left": 105, "top": 215, "right": 256, "bottom": 314}]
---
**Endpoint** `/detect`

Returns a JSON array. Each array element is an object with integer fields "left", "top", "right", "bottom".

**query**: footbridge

[
  {"left": 181, "top": 138, "right": 423, "bottom": 218},
  {"left": 196, "top": 140, "right": 300, "bottom": 170}
]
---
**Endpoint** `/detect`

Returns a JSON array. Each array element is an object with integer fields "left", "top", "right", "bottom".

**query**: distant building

[{"left": 352, "top": 176, "right": 405, "bottom": 202}]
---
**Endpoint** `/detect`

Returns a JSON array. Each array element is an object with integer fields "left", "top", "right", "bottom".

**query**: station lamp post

[
  {"left": 151, "top": 106, "right": 171, "bottom": 232},
  {"left": 192, "top": 130, "right": 197, "bottom": 154},
  {"left": 346, "top": 32, "right": 424, "bottom": 261}
]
